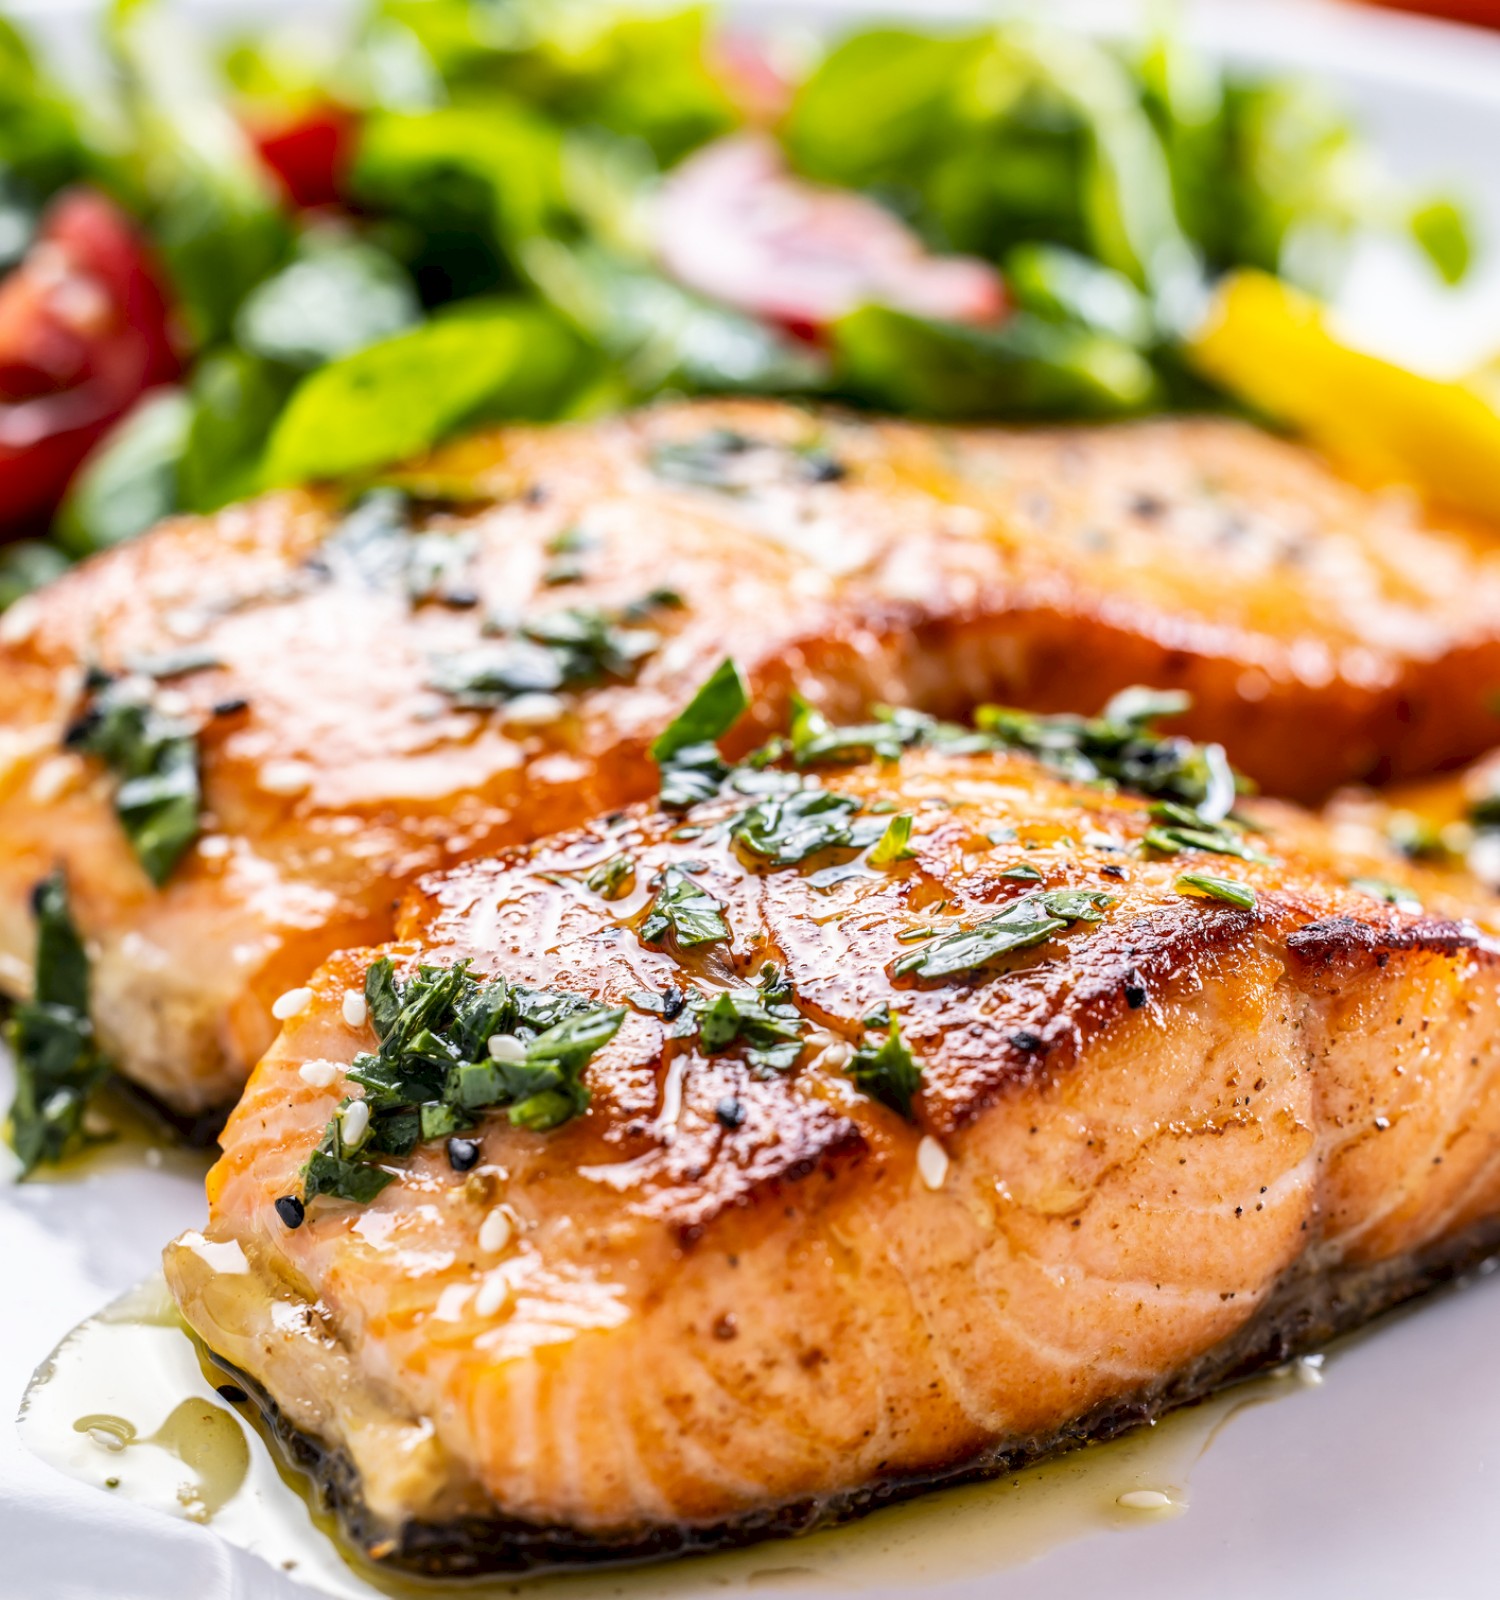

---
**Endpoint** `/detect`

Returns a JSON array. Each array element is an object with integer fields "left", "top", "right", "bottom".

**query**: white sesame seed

[
  {"left": 474, "top": 1271, "right": 510, "bottom": 1318},
  {"left": 478, "top": 1207, "right": 513, "bottom": 1254},
  {"left": 197, "top": 835, "right": 231, "bottom": 860},
  {"left": 155, "top": 689, "right": 191, "bottom": 718},
  {"left": 1296, "top": 1354, "right": 1325, "bottom": 1387},
  {"left": 340, "top": 1099, "right": 370, "bottom": 1146},
  {"left": 299, "top": 1060, "right": 338, "bottom": 1089},
  {"left": 28, "top": 756, "right": 75, "bottom": 805},
  {"left": 1117, "top": 1490, "right": 1173, "bottom": 1512},
  {"left": 487, "top": 1033, "right": 528, "bottom": 1065},
  {"left": 819, "top": 1039, "right": 852, "bottom": 1070},
  {"left": 504, "top": 692, "right": 565, "bottom": 727},
  {"left": 259, "top": 760, "right": 312, "bottom": 796},
  {"left": 342, "top": 990, "right": 368, "bottom": 1029},
  {"left": 916, "top": 1134, "right": 949, "bottom": 1191},
  {"left": 272, "top": 987, "right": 313, "bottom": 1021}
]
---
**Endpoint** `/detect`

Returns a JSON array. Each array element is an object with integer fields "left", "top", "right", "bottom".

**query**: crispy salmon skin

[
  {"left": 166, "top": 736, "right": 1500, "bottom": 1574},
  {"left": 7, "top": 399, "right": 1500, "bottom": 1116}
]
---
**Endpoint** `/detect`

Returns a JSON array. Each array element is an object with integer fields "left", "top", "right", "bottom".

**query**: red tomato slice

[
  {"left": 247, "top": 103, "right": 357, "bottom": 210},
  {"left": 655, "top": 134, "right": 1007, "bottom": 334},
  {"left": 0, "top": 188, "right": 180, "bottom": 534}
]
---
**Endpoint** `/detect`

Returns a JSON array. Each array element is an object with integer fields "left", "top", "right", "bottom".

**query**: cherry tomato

[
  {"left": 247, "top": 103, "right": 358, "bottom": 210},
  {"left": 0, "top": 188, "right": 180, "bottom": 534},
  {"left": 655, "top": 135, "right": 1007, "bottom": 336}
]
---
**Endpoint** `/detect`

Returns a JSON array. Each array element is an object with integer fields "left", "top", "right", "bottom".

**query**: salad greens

[{"left": 0, "top": 0, "right": 1471, "bottom": 604}]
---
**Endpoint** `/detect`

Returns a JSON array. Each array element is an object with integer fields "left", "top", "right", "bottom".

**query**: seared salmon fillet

[
  {"left": 166, "top": 723, "right": 1500, "bottom": 1574},
  {"left": 6, "top": 398, "right": 1500, "bottom": 1117}
]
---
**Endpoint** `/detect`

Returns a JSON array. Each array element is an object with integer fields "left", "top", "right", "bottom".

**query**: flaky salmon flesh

[
  {"left": 7, "top": 400, "right": 1500, "bottom": 1117},
  {"left": 167, "top": 736, "right": 1500, "bottom": 1575}
]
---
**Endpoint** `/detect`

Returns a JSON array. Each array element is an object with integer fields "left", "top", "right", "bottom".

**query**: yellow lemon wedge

[{"left": 1188, "top": 269, "right": 1500, "bottom": 525}]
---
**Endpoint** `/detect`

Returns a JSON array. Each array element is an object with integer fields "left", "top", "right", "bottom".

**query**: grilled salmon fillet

[
  {"left": 166, "top": 735, "right": 1500, "bottom": 1574},
  {"left": 6, "top": 398, "right": 1500, "bottom": 1116}
]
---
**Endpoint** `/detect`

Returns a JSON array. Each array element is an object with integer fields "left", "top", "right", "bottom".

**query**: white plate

[{"left": 5, "top": 3, "right": 1500, "bottom": 1597}]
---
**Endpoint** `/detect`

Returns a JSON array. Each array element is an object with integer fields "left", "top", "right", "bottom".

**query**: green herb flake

[
  {"left": 64, "top": 669, "right": 201, "bottom": 886},
  {"left": 651, "top": 658, "right": 750, "bottom": 810},
  {"left": 869, "top": 812, "right": 916, "bottom": 867},
  {"left": 732, "top": 785, "right": 883, "bottom": 867},
  {"left": 1142, "top": 801, "right": 1272, "bottom": 865},
  {"left": 638, "top": 865, "right": 730, "bottom": 948},
  {"left": 5, "top": 873, "right": 112, "bottom": 1176},
  {"left": 686, "top": 966, "right": 805, "bottom": 1073},
  {"left": 847, "top": 1013, "right": 921, "bottom": 1118},
  {"left": 586, "top": 853, "right": 635, "bottom": 901},
  {"left": 1349, "top": 877, "right": 1423, "bottom": 914},
  {"left": 300, "top": 957, "right": 624, "bottom": 1206},
  {"left": 893, "top": 889, "right": 1113, "bottom": 982},
  {"left": 999, "top": 862, "right": 1044, "bottom": 883},
  {"left": 1175, "top": 872, "right": 1257, "bottom": 910}
]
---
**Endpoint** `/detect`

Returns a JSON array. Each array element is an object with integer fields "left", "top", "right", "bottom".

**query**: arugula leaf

[
  {"left": 651, "top": 658, "right": 749, "bottom": 810},
  {"left": 1175, "top": 872, "right": 1257, "bottom": 910},
  {"left": 300, "top": 956, "right": 624, "bottom": 1205},
  {"left": 263, "top": 299, "right": 591, "bottom": 486},
  {"left": 56, "top": 391, "right": 193, "bottom": 557},
  {"left": 847, "top": 1013, "right": 920, "bottom": 1118},
  {"left": 0, "top": 542, "right": 70, "bottom": 610},
  {"left": 639, "top": 866, "right": 729, "bottom": 948},
  {"left": 893, "top": 890, "right": 1113, "bottom": 982},
  {"left": 5, "top": 873, "right": 111, "bottom": 1176},
  {"left": 64, "top": 671, "right": 201, "bottom": 886},
  {"left": 234, "top": 234, "right": 421, "bottom": 371}
]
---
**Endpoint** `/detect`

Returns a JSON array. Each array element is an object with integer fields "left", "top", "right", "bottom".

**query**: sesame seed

[
  {"left": 340, "top": 1099, "right": 370, "bottom": 1146},
  {"left": 504, "top": 692, "right": 565, "bottom": 727},
  {"left": 272, "top": 987, "right": 313, "bottom": 1021},
  {"left": 197, "top": 835, "right": 231, "bottom": 860},
  {"left": 29, "top": 757, "right": 75, "bottom": 805},
  {"left": 487, "top": 1033, "right": 528, "bottom": 1064},
  {"left": 1296, "top": 1354, "right": 1325, "bottom": 1387},
  {"left": 447, "top": 1137, "right": 481, "bottom": 1171},
  {"left": 479, "top": 1207, "right": 513, "bottom": 1254},
  {"left": 474, "top": 1271, "right": 510, "bottom": 1318},
  {"left": 342, "top": 990, "right": 368, "bottom": 1029},
  {"left": 299, "top": 1060, "right": 338, "bottom": 1089},
  {"left": 1117, "top": 1490, "right": 1173, "bottom": 1511},
  {"left": 274, "top": 1195, "right": 305, "bottom": 1230},
  {"left": 259, "top": 760, "right": 312, "bottom": 796},
  {"left": 916, "top": 1135, "right": 949, "bottom": 1191}
]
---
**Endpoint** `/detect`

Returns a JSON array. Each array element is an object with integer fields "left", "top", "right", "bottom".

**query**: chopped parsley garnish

[
  {"left": 999, "top": 862, "right": 1044, "bottom": 882},
  {"left": 1350, "top": 876, "right": 1423, "bottom": 913},
  {"left": 977, "top": 687, "right": 1238, "bottom": 816},
  {"left": 651, "top": 657, "right": 749, "bottom": 810},
  {"left": 847, "top": 1013, "right": 920, "bottom": 1117},
  {"left": 1175, "top": 872, "right": 1257, "bottom": 910},
  {"left": 639, "top": 866, "right": 730, "bottom": 948},
  {"left": 1142, "top": 800, "right": 1271, "bottom": 864},
  {"left": 650, "top": 429, "right": 754, "bottom": 490},
  {"left": 64, "top": 669, "right": 201, "bottom": 886},
  {"left": 869, "top": 813, "right": 916, "bottom": 866},
  {"left": 893, "top": 889, "right": 1113, "bottom": 982},
  {"left": 430, "top": 604, "right": 660, "bottom": 708},
  {"left": 5, "top": 873, "right": 111, "bottom": 1176},
  {"left": 300, "top": 957, "right": 624, "bottom": 1206},
  {"left": 685, "top": 967, "right": 805, "bottom": 1073},
  {"left": 586, "top": 853, "right": 635, "bottom": 900},
  {"left": 732, "top": 785, "right": 885, "bottom": 866},
  {"left": 321, "top": 489, "right": 478, "bottom": 607}
]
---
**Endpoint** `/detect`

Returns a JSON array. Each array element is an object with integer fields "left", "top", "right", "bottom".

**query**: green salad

[{"left": 0, "top": 0, "right": 1469, "bottom": 605}]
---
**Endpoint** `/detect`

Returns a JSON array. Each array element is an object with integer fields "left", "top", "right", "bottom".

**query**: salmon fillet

[
  {"left": 5, "top": 399, "right": 1500, "bottom": 1116},
  {"left": 166, "top": 727, "right": 1500, "bottom": 1575}
]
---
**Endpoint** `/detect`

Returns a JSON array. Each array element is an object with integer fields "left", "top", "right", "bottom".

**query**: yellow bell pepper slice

[{"left": 1188, "top": 269, "right": 1500, "bottom": 525}]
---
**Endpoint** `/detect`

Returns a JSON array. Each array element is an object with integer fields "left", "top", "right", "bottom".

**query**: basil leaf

[
  {"left": 651, "top": 658, "right": 749, "bottom": 809},
  {"left": 732, "top": 786, "right": 882, "bottom": 868}
]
